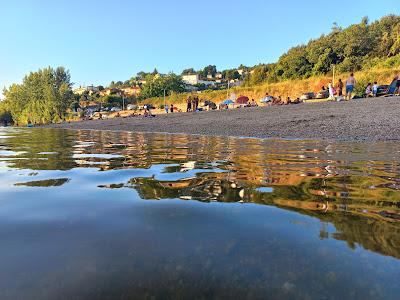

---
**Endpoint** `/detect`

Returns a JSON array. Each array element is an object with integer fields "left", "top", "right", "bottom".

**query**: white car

[
  {"left": 110, "top": 107, "right": 122, "bottom": 112},
  {"left": 127, "top": 104, "right": 137, "bottom": 110}
]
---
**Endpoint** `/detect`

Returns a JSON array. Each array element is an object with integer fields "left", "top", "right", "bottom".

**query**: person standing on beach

[
  {"left": 186, "top": 97, "right": 192, "bottom": 112},
  {"left": 191, "top": 97, "right": 196, "bottom": 112},
  {"left": 164, "top": 104, "right": 169, "bottom": 113},
  {"left": 372, "top": 82, "right": 379, "bottom": 97},
  {"left": 346, "top": 73, "right": 356, "bottom": 100},
  {"left": 328, "top": 81, "right": 335, "bottom": 100},
  {"left": 195, "top": 96, "right": 199, "bottom": 111},
  {"left": 336, "top": 79, "right": 343, "bottom": 97}
]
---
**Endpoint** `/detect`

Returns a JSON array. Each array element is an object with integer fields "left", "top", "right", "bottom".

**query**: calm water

[{"left": 0, "top": 128, "right": 400, "bottom": 299}]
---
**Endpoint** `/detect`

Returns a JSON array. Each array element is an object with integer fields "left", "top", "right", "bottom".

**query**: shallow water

[{"left": 0, "top": 128, "right": 399, "bottom": 299}]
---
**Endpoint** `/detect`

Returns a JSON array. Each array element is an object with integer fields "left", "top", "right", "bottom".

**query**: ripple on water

[{"left": 0, "top": 128, "right": 399, "bottom": 299}]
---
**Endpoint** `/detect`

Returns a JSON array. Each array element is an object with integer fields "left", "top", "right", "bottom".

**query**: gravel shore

[{"left": 44, "top": 97, "right": 400, "bottom": 141}]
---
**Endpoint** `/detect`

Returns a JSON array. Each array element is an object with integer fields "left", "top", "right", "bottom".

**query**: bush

[{"left": 0, "top": 110, "right": 13, "bottom": 125}]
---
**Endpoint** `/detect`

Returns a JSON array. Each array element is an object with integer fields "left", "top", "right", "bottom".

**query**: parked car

[
  {"left": 127, "top": 104, "right": 138, "bottom": 111},
  {"left": 315, "top": 90, "right": 329, "bottom": 99},
  {"left": 300, "top": 92, "right": 315, "bottom": 101},
  {"left": 143, "top": 104, "right": 155, "bottom": 110},
  {"left": 110, "top": 107, "right": 122, "bottom": 112},
  {"left": 376, "top": 85, "right": 389, "bottom": 97}
]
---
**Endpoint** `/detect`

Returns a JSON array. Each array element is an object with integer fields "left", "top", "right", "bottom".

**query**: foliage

[
  {"left": 222, "top": 69, "right": 240, "bottom": 80},
  {"left": 2, "top": 67, "right": 74, "bottom": 125},
  {"left": 199, "top": 65, "right": 217, "bottom": 79},
  {"left": 245, "top": 15, "right": 400, "bottom": 85},
  {"left": 140, "top": 73, "right": 185, "bottom": 99},
  {"left": 98, "top": 95, "right": 124, "bottom": 107},
  {"left": 0, "top": 104, "right": 13, "bottom": 125},
  {"left": 181, "top": 68, "right": 196, "bottom": 75}
]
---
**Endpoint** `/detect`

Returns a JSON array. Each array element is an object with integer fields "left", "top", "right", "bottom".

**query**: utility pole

[
  {"left": 333, "top": 65, "right": 336, "bottom": 86},
  {"left": 163, "top": 89, "right": 166, "bottom": 108}
]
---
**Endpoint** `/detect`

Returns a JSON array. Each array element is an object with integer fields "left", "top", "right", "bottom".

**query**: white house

[
  {"left": 181, "top": 74, "right": 215, "bottom": 87},
  {"left": 182, "top": 74, "right": 200, "bottom": 85}
]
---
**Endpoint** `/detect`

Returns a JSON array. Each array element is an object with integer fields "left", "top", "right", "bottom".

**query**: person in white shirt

[{"left": 372, "top": 82, "right": 379, "bottom": 97}]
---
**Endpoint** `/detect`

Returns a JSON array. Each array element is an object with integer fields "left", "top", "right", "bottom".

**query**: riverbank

[
  {"left": 44, "top": 97, "right": 400, "bottom": 141},
  {"left": 139, "top": 67, "right": 400, "bottom": 108}
]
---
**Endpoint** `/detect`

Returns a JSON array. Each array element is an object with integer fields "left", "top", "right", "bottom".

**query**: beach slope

[{"left": 45, "top": 97, "right": 400, "bottom": 141}]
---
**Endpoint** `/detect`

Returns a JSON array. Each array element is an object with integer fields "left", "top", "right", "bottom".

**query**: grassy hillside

[{"left": 140, "top": 67, "right": 400, "bottom": 107}]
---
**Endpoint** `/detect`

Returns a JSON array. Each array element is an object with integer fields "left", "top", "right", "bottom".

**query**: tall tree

[{"left": 2, "top": 67, "right": 74, "bottom": 125}]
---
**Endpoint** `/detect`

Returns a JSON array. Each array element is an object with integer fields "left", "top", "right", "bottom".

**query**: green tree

[
  {"left": 181, "top": 68, "right": 196, "bottom": 75},
  {"left": 2, "top": 67, "right": 74, "bottom": 125},
  {"left": 200, "top": 65, "right": 217, "bottom": 79},
  {"left": 223, "top": 69, "right": 240, "bottom": 80},
  {"left": 140, "top": 73, "right": 185, "bottom": 98},
  {"left": 0, "top": 102, "right": 13, "bottom": 125}
]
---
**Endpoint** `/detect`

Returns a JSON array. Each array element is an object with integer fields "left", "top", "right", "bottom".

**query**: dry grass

[{"left": 139, "top": 68, "right": 400, "bottom": 106}]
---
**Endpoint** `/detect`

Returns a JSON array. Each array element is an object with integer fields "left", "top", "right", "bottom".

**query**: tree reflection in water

[{"left": 1, "top": 127, "right": 400, "bottom": 260}]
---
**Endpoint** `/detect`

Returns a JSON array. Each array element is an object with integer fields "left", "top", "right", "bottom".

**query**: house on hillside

[
  {"left": 182, "top": 74, "right": 200, "bottom": 85},
  {"left": 182, "top": 74, "right": 215, "bottom": 87},
  {"left": 74, "top": 85, "right": 99, "bottom": 95},
  {"left": 99, "top": 88, "right": 121, "bottom": 97},
  {"left": 121, "top": 86, "right": 141, "bottom": 97}
]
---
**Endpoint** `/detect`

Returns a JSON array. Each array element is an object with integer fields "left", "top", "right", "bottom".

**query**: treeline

[
  {"left": 0, "top": 67, "right": 74, "bottom": 125},
  {"left": 246, "top": 15, "right": 400, "bottom": 86},
  {"left": 108, "top": 15, "right": 400, "bottom": 92}
]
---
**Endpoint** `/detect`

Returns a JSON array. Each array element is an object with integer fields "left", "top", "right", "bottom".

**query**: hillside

[
  {"left": 141, "top": 67, "right": 400, "bottom": 107},
  {"left": 141, "top": 15, "right": 400, "bottom": 106}
]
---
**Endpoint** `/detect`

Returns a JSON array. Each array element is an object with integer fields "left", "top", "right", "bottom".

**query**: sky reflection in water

[{"left": 0, "top": 128, "right": 399, "bottom": 300}]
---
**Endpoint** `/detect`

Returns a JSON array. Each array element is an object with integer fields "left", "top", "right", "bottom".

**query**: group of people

[
  {"left": 365, "top": 82, "right": 380, "bottom": 98},
  {"left": 264, "top": 94, "right": 301, "bottom": 105},
  {"left": 186, "top": 96, "right": 200, "bottom": 112},
  {"left": 164, "top": 104, "right": 182, "bottom": 113},
  {"left": 326, "top": 73, "right": 357, "bottom": 101}
]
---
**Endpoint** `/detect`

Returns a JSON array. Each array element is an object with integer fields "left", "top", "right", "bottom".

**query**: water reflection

[{"left": 0, "top": 128, "right": 400, "bottom": 299}]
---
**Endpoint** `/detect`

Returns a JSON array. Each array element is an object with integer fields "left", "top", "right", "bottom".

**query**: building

[
  {"left": 73, "top": 87, "right": 87, "bottom": 95},
  {"left": 99, "top": 88, "right": 121, "bottom": 97},
  {"left": 73, "top": 85, "right": 99, "bottom": 95},
  {"left": 182, "top": 74, "right": 215, "bottom": 87},
  {"left": 121, "top": 86, "right": 141, "bottom": 97},
  {"left": 182, "top": 74, "right": 200, "bottom": 85},
  {"left": 237, "top": 69, "right": 250, "bottom": 77}
]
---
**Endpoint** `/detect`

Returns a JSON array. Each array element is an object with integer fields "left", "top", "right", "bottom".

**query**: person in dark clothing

[
  {"left": 191, "top": 97, "right": 196, "bottom": 112},
  {"left": 186, "top": 97, "right": 192, "bottom": 112},
  {"left": 170, "top": 104, "right": 174, "bottom": 113},
  {"left": 336, "top": 79, "right": 344, "bottom": 96}
]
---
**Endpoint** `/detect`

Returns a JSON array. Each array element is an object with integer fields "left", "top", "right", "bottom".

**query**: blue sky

[{"left": 0, "top": 0, "right": 398, "bottom": 91}]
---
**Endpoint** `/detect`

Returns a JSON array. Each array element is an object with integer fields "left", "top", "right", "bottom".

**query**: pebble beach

[{"left": 44, "top": 97, "right": 400, "bottom": 141}]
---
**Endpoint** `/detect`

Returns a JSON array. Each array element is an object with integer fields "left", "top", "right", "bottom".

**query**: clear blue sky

[{"left": 0, "top": 0, "right": 398, "bottom": 91}]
